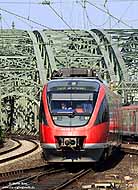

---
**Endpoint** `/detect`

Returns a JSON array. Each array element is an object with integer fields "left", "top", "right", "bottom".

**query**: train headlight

[
  {"left": 53, "top": 116, "right": 58, "bottom": 120},
  {"left": 84, "top": 116, "right": 89, "bottom": 120}
]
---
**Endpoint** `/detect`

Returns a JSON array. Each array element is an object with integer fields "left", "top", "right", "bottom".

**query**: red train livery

[
  {"left": 39, "top": 78, "right": 122, "bottom": 162},
  {"left": 121, "top": 105, "right": 138, "bottom": 137}
]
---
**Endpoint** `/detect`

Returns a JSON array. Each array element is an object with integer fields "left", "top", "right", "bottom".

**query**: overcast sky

[{"left": 0, "top": 0, "right": 138, "bottom": 30}]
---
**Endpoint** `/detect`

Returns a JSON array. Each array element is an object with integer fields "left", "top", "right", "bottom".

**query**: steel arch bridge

[{"left": 0, "top": 29, "right": 138, "bottom": 134}]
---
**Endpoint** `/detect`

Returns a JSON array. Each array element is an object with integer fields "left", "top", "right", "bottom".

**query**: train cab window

[
  {"left": 47, "top": 79, "right": 99, "bottom": 127},
  {"left": 47, "top": 93, "right": 97, "bottom": 127},
  {"left": 94, "top": 96, "right": 109, "bottom": 125}
]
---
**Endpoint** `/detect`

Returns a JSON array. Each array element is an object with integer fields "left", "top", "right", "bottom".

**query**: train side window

[
  {"left": 39, "top": 100, "right": 48, "bottom": 125},
  {"left": 94, "top": 97, "right": 109, "bottom": 125}
]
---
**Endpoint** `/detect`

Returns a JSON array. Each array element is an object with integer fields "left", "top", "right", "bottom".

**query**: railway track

[
  {"left": 0, "top": 164, "right": 75, "bottom": 188},
  {"left": 0, "top": 164, "right": 51, "bottom": 186},
  {"left": 121, "top": 141, "right": 138, "bottom": 155},
  {"left": 0, "top": 139, "right": 21, "bottom": 156},
  {"left": 27, "top": 150, "right": 138, "bottom": 189},
  {"left": 1, "top": 152, "right": 138, "bottom": 190},
  {"left": 53, "top": 168, "right": 92, "bottom": 190},
  {"left": 0, "top": 139, "right": 39, "bottom": 164},
  {"left": 1, "top": 138, "right": 138, "bottom": 190},
  {"left": 1, "top": 154, "right": 122, "bottom": 189},
  {"left": 2, "top": 166, "right": 92, "bottom": 190}
]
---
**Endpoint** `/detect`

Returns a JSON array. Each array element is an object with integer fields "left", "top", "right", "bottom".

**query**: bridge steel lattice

[{"left": 0, "top": 29, "right": 137, "bottom": 134}]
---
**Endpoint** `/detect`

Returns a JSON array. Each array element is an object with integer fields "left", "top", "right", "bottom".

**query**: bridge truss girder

[
  {"left": 104, "top": 29, "right": 138, "bottom": 103},
  {"left": 0, "top": 29, "right": 41, "bottom": 134}
]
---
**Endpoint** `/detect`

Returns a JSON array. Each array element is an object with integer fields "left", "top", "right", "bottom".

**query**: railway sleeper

[{"left": 0, "top": 170, "right": 24, "bottom": 179}]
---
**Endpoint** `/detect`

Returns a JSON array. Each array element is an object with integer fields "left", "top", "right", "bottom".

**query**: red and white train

[{"left": 39, "top": 76, "right": 122, "bottom": 162}]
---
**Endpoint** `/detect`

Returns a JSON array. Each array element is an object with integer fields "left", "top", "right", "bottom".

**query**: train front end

[{"left": 39, "top": 79, "right": 110, "bottom": 162}]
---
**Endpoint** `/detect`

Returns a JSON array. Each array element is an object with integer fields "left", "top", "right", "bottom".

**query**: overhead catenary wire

[
  {"left": 0, "top": 13, "right": 11, "bottom": 29},
  {"left": 0, "top": 7, "right": 52, "bottom": 29},
  {"left": 0, "top": 0, "right": 136, "bottom": 30},
  {"left": 78, "top": 1, "right": 110, "bottom": 28},
  {"left": 85, "top": 8, "right": 110, "bottom": 28},
  {"left": 0, "top": 2, "right": 110, "bottom": 42},
  {"left": 0, "top": 1, "right": 50, "bottom": 4},
  {"left": 0, "top": 1, "right": 85, "bottom": 4},
  {"left": 86, "top": 0, "right": 134, "bottom": 29},
  {"left": 0, "top": 0, "right": 137, "bottom": 3},
  {"left": 48, "top": 4, "right": 75, "bottom": 31},
  {"left": 47, "top": 4, "right": 80, "bottom": 37},
  {"left": 69, "top": 1, "right": 74, "bottom": 27},
  {"left": 0, "top": 4, "right": 129, "bottom": 50},
  {"left": 0, "top": 11, "right": 34, "bottom": 33},
  {"left": 28, "top": 0, "right": 31, "bottom": 20},
  {"left": 111, "top": 0, "right": 134, "bottom": 28},
  {"left": 0, "top": 1, "right": 40, "bottom": 4}
]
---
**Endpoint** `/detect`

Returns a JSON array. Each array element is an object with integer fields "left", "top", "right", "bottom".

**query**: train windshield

[{"left": 47, "top": 80, "right": 99, "bottom": 127}]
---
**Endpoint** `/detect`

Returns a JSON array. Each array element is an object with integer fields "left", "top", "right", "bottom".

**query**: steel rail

[
  {"left": 0, "top": 139, "right": 21, "bottom": 156},
  {"left": 14, "top": 168, "right": 67, "bottom": 184},
  {"left": 53, "top": 168, "right": 92, "bottom": 190},
  {"left": 0, "top": 139, "right": 39, "bottom": 164},
  {"left": 121, "top": 142, "right": 138, "bottom": 155}
]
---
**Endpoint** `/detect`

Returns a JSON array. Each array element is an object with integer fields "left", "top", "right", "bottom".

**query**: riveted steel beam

[
  {"left": 40, "top": 30, "right": 103, "bottom": 77},
  {"left": 39, "top": 30, "right": 57, "bottom": 72},
  {"left": 28, "top": 31, "right": 47, "bottom": 85},
  {"left": 104, "top": 29, "right": 138, "bottom": 103},
  {"left": 87, "top": 30, "right": 116, "bottom": 82},
  {"left": 95, "top": 30, "right": 128, "bottom": 81},
  {"left": 0, "top": 29, "right": 41, "bottom": 134}
]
